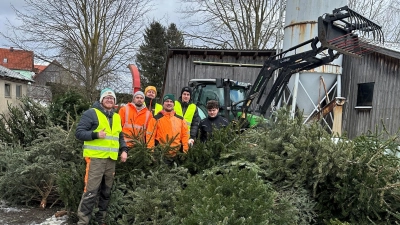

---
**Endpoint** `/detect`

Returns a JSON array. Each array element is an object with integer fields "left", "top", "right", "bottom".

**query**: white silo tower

[{"left": 283, "top": 0, "right": 347, "bottom": 133}]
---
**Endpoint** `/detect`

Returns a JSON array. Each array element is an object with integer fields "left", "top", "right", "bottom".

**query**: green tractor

[{"left": 189, "top": 78, "right": 264, "bottom": 128}]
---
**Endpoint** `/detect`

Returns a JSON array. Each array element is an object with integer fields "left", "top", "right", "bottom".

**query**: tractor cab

[{"left": 189, "top": 78, "right": 251, "bottom": 121}]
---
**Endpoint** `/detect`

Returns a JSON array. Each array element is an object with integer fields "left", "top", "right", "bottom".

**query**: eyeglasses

[{"left": 104, "top": 97, "right": 115, "bottom": 101}]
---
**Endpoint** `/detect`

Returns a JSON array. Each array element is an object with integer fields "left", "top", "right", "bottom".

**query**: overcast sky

[{"left": 0, "top": 0, "right": 182, "bottom": 48}]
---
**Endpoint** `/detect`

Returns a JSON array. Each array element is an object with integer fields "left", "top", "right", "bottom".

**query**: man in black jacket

[
  {"left": 174, "top": 86, "right": 200, "bottom": 145},
  {"left": 198, "top": 100, "right": 229, "bottom": 142}
]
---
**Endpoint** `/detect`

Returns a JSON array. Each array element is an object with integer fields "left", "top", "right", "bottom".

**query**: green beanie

[{"left": 163, "top": 94, "right": 175, "bottom": 103}]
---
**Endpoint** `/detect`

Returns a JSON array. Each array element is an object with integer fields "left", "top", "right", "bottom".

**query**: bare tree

[
  {"left": 349, "top": 0, "right": 400, "bottom": 42},
  {"left": 1, "top": 0, "right": 153, "bottom": 101},
  {"left": 179, "top": 0, "right": 285, "bottom": 49}
]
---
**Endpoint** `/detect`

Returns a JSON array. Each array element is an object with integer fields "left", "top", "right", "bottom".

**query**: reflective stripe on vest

[
  {"left": 83, "top": 108, "right": 122, "bottom": 160},
  {"left": 154, "top": 103, "right": 163, "bottom": 115},
  {"left": 174, "top": 101, "right": 196, "bottom": 130},
  {"left": 123, "top": 104, "right": 151, "bottom": 130},
  {"left": 122, "top": 104, "right": 151, "bottom": 143}
]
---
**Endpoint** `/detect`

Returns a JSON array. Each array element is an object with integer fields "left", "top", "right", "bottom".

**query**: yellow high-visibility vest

[
  {"left": 154, "top": 103, "right": 163, "bottom": 115},
  {"left": 174, "top": 101, "right": 196, "bottom": 130},
  {"left": 83, "top": 108, "right": 122, "bottom": 160}
]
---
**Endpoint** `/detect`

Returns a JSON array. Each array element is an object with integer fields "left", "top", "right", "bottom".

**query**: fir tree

[
  {"left": 166, "top": 23, "right": 185, "bottom": 47},
  {"left": 136, "top": 21, "right": 185, "bottom": 94}
]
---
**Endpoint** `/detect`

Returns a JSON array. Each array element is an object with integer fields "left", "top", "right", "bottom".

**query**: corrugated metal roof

[
  {"left": 372, "top": 42, "right": 400, "bottom": 59},
  {"left": 167, "top": 46, "right": 276, "bottom": 57},
  {"left": 0, "top": 65, "right": 34, "bottom": 82}
]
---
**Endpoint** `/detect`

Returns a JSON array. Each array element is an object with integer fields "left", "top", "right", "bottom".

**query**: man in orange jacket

[
  {"left": 119, "top": 91, "right": 152, "bottom": 147},
  {"left": 146, "top": 94, "right": 189, "bottom": 164}
]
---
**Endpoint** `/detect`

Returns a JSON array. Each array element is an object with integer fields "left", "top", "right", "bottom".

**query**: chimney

[{"left": 10, "top": 47, "right": 14, "bottom": 52}]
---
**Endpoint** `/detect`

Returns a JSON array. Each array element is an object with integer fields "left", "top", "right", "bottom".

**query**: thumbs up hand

[{"left": 98, "top": 128, "right": 107, "bottom": 139}]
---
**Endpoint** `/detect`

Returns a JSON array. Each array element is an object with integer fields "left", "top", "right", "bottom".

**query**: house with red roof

[
  {"left": 0, "top": 47, "right": 35, "bottom": 80},
  {"left": 0, "top": 65, "right": 34, "bottom": 113}
]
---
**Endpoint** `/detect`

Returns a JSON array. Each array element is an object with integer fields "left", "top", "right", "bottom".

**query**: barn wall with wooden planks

[
  {"left": 341, "top": 49, "right": 400, "bottom": 139},
  {"left": 162, "top": 48, "right": 275, "bottom": 100}
]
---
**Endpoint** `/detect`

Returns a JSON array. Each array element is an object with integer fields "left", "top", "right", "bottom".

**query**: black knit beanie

[{"left": 181, "top": 86, "right": 192, "bottom": 96}]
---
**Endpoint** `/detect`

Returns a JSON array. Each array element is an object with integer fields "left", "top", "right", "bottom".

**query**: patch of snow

[{"left": 36, "top": 215, "right": 69, "bottom": 225}]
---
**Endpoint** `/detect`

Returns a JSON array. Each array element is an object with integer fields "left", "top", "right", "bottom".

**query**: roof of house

[
  {"left": 34, "top": 64, "right": 48, "bottom": 74},
  {"left": 0, "top": 47, "right": 34, "bottom": 71},
  {"left": 0, "top": 65, "right": 34, "bottom": 82}
]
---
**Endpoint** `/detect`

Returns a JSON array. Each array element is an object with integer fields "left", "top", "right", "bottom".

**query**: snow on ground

[{"left": 0, "top": 200, "right": 68, "bottom": 225}]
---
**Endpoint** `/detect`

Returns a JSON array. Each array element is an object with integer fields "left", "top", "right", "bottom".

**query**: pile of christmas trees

[{"left": 0, "top": 95, "right": 400, "bottom": 224}]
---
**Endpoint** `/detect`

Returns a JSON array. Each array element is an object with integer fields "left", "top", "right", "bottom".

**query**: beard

[
  {"left": 134, "top": 102, "right": 143, "bottom": 108},
  {"left": 164, "top": 107, "right": 173, "bottom": 112}
]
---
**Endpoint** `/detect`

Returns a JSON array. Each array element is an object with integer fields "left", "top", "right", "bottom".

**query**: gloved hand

[{"left": 188, "top": 139, "right": 194, "bottom": 147}]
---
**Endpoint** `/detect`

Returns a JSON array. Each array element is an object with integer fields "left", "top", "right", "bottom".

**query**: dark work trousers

[{"left": 77, "top": 157, "right": 116, "bottom": 225}]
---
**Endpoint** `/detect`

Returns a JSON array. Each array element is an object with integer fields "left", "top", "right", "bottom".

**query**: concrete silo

[{"left": 283, "top": 0, "right": 347, "bottom": 133}]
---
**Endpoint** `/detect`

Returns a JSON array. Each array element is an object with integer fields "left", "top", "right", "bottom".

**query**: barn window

[{"left": 356, "top": 82, "right": 374, "bottom": 108}]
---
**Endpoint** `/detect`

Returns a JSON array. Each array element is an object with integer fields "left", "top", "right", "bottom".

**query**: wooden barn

[
  {"left": 341, "top": 44, "right": 400, "bottom": 138},
  {"left": 162, "top": 47, "right": 275, "bottom": 98},
  {"left": 163, "top": 45, "right": 400, "bottom": 139}
]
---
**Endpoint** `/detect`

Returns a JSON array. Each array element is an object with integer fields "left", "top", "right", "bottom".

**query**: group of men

[{"left": 74, "top": 86, "right": 229, "bottom": 225}]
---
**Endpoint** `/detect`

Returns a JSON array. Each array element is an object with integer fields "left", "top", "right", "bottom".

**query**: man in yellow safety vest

[
  {"left": 144, "top": 85, "right": 162, "bottom": 116},
  {"left": 174, "top": 86, "right": 200, "bottom": 146},
  {"left": 75, "top": 88, "right": 128, "bottom": 225}
]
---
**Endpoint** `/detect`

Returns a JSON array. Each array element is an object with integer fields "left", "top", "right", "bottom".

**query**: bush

[
  {"left": 49, "top": 90, "right": 90, "bottom": 130},
  {"left": 0, "top": 97, "right": 52, "bottom": 146}
]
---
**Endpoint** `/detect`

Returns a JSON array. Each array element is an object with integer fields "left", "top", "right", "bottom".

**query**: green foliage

[
  {"left": 317, "top": 131, "right": 400, "bottom": 224},
  {"left": 2, "top": 104, "right": 400, "bottom": 225},
  {"left": 0, "top": 126, "right": 82, "bottom": 207},
  {"left": 324, "top": 218, "right": 352, "bottom": 225},
  {"left": 172, "top": 164, "right": 298, "bottom": 225},
  {"left": 0, "top": 97, "right": 52, "bottom": 146},
  {"left": 165, "top": 23, "right": 185, "bottom": 47},
  {"left": 236, "top": 107, "right": 400, "bottom": 224},
  {"left": 49, "top": 90, "right": 90, "bottom": 130},
  {"left": 183, "top": 123, "right": 242, "bottom": 174},
  {"left": 115, "top": 167, "right": 189, "bottom": 225},
  {"left": 136, "top": 21, "right": 185, "bottom": 93}
]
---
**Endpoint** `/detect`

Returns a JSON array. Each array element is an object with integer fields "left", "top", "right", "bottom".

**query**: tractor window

[{"left": 230, "top": 88, "right": 246, "bottom": 109}]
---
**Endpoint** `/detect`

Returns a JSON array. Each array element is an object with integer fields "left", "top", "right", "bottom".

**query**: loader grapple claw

[{"left": 318, "top": 5, "right": 384, "bottom": 57}]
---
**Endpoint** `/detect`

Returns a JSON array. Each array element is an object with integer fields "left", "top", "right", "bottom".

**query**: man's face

[
  {"left": 163, "top": 99, "right": 174, "bottom": 112},
  {"left": 146, "top": 90, "right": 156, "bottom": 99},
  {"left": 133, "top": 95, "right": 144, "bottom": 107},
  {"left": 181, "top": 91, "right": 190, "bottom": 103},
  {"left": 101, "top": 96, "right": 115, "bottom": 110},
  {"left": 207, "top": 108, "right": 219, "bottom": 118}
]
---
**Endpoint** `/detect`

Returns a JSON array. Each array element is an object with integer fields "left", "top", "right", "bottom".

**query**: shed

[{"left": 341, "top": 43, "right": 400, "bottom": 138}]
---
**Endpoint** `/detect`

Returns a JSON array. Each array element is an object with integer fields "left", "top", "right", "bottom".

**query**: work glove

[{"left": 188, "top": 139, "right": 194, "bottom": 147}]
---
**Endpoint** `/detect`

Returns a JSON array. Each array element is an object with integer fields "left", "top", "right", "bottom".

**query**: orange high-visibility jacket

[
  {"left": 119, "top": 103, "right": 151, "bottom": 147},
  {"left": 146, "top": 110, "right": 189, "bottom": 156}
]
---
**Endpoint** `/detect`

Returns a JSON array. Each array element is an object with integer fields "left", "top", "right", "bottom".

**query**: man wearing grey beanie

[{"left": 119, "top": 90, "right": 152, "bottom": 148}]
